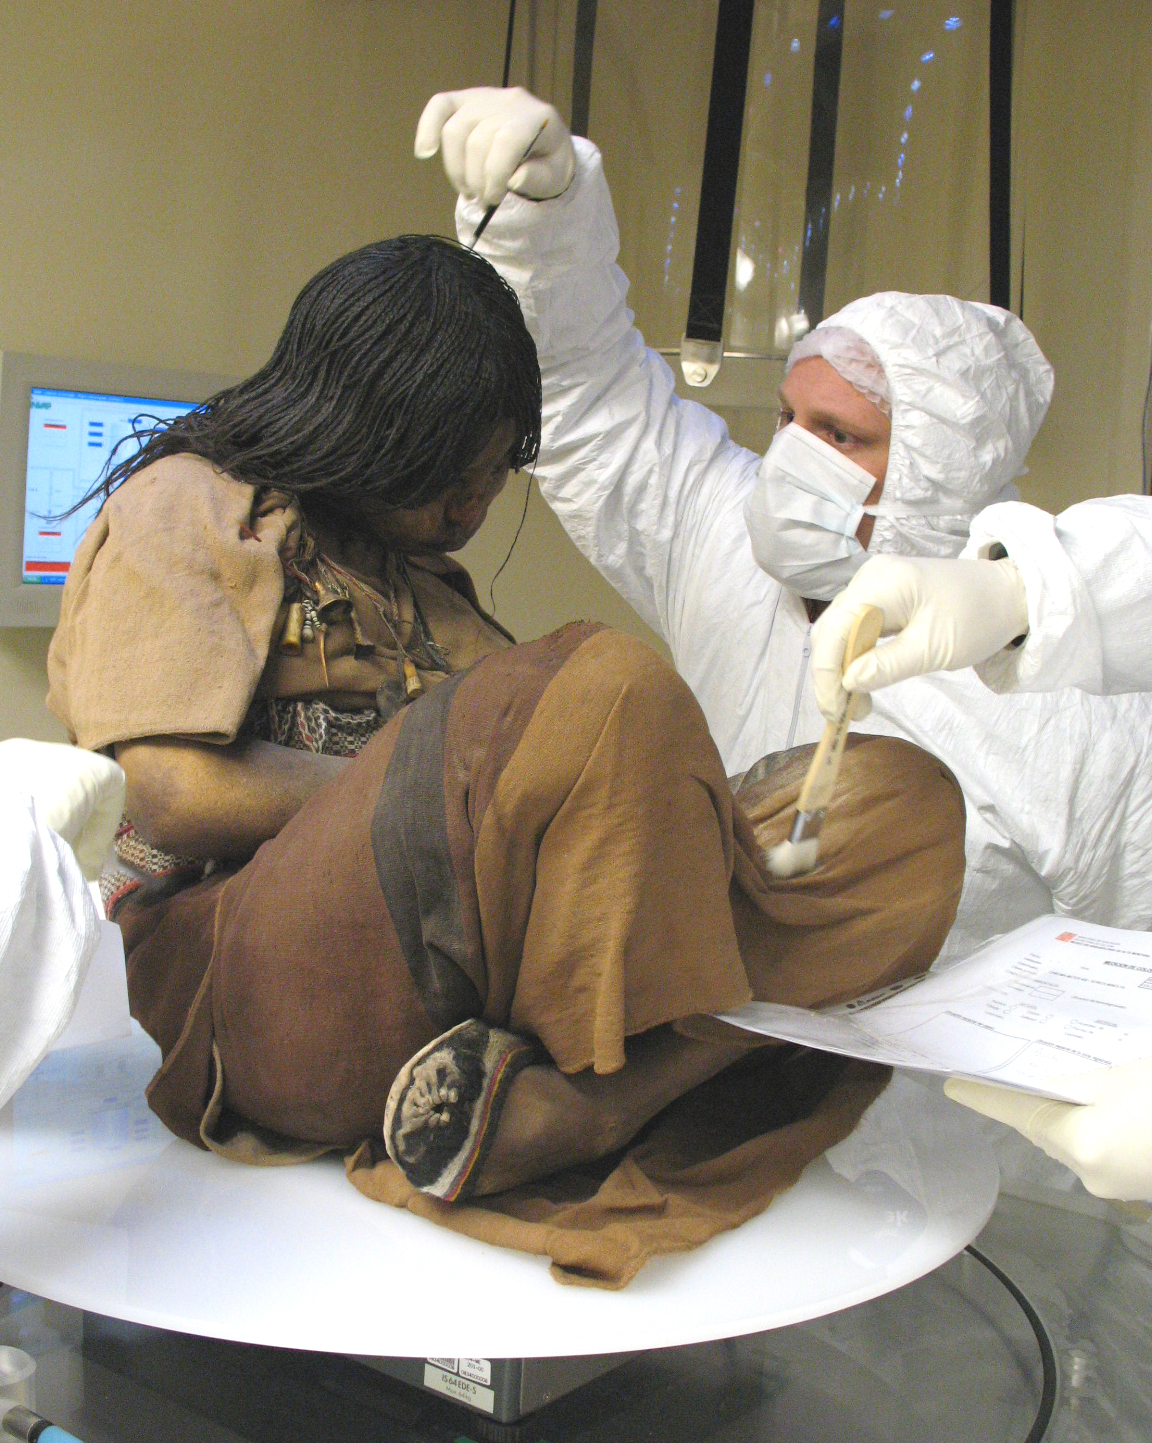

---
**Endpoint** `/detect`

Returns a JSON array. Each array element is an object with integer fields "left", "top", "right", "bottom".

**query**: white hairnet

[
  {"left": 786, "top": 326, "right": 891, "bottom": 416},
  {"left": 790, "top": 293, "right": 1055, "bottom": 558}
]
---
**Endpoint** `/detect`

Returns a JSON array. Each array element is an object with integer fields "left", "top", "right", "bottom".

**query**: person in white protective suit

[
  {"left": 415, "top": 86, "right": 1152, "bottom": 1201},
  {"left": 0, "top": 739, "right": 124, "bottom": 1109},
  {"left": 807, "top": 500, "right": 1152, "bottom": 1204}
]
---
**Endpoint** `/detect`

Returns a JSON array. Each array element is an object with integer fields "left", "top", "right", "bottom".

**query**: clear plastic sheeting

[
  {"left": 822, "top": 2, "right": 989, "bottom": 317},
  {"left": 722, "top": 0, "right": 820, "bottom": 355},
  {"left": 824, "top": 1073, "right": 961, "bottom": 1225},
  {"left": 591, "top": 0, "right": 990, "bottom": 359}
]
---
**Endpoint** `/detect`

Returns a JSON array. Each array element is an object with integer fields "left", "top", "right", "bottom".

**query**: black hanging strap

[
  {"left": 989, "top": 0, "right": 1014, "bottom": 309},
  {"left": 570, "top": 0, "right": 598, "bottom": 139},
  {"left": 796, "top": 0, "right": 845, "bottom": 331},
  {"left": 683, "top": 0, "right": 757, "bottom": 349}
]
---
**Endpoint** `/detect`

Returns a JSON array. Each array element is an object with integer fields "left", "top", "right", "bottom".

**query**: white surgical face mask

[{"left": 744, "top": 423, "right": 879, "bottom": 601}]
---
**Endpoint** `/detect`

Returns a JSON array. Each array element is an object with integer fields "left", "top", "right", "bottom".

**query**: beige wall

[
  {"left": 1013, "top": 0, "right": 1152, "bottom": 511},
  {"left": 2, "top": 2, "right": 1150, "bottom": 740}
]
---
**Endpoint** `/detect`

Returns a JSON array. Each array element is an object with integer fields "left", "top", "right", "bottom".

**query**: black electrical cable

[
  {"left": 466, "top": 0, "right": 519, "bottom": 247},
  {"left": 964, "top": 1244, "right": 1058, "bottom": 1442},
  {"left": 989, "top": 0, "right": 1014, "bottom": 310},
  {"left": 570, "top": 0, "right": 598, "bottom": 139},
  {"left": 487, "top": 0, "right": 545, "bottom": 614},
  {"left": 1141, "top": 335, "right": 1152, "bottom": 496},
  {"left": 797, "top": 0, "right": 846, "bottom": 331},
  {"left": 501, "top": 0, "right": 516, "bottom": 87},
  {"left": 683, "top": 0, "right": 756, "bottom": 349}
]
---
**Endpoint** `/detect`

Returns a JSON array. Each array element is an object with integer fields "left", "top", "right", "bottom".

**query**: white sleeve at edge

[
  {"left": 964, "top": 497, "right": 1152, "bottom": 695},
  {"left": 0, "top": 791, "right": 101, "bottom": 1109}
]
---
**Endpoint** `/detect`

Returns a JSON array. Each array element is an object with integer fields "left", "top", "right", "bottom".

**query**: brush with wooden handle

[{"left": 765, "top": 604, "right": 885, "bottom": 879}]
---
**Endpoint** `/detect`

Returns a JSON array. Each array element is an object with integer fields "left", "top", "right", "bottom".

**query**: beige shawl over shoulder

[{"left": 47, "top": 456, "right": 295, "bottom": 752}]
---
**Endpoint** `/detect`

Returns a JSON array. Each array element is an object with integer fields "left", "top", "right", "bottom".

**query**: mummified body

[{"left": 46, "top": 236, "right": 965, "bottom": 1285}]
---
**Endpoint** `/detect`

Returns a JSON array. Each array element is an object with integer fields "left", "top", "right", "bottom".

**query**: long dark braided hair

[{"left": 75, "top": 235, "right": 541, "bottom": 517}]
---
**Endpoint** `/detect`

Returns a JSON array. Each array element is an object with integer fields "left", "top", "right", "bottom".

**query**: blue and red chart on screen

[{"left": 22, "top": 387, "right": 198, "bottom": 584}]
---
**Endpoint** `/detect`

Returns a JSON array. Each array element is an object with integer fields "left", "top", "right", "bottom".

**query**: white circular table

[{"left": 0, "top": 1025, "right": 998, "bottom": 1358}]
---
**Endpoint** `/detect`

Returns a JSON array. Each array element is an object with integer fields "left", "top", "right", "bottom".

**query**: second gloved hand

[
  {"left": 0, "top": 739, "right": 125, "bottom": 880},
  {"left": 945, "top": 1061, "right": 1152, "bottom": 1202},
  {"left": 415, "top": 87, "right": 576, "bottom": 209},
  {"left": 809, "top": 553, "right": 1029, "bottom": 721}
]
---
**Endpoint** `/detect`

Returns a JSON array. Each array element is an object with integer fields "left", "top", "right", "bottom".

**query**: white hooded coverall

[
  {"left": 965, "top": 496, "right": 1152, "bottom": 696},
  {"left": 459, "top": 138, "right": 1152, "bottom": 965}
]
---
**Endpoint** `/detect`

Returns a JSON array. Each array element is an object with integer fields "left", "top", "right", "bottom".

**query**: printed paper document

[{"left": 718, "top": 915, "right": 1152, "bottom": 1103}]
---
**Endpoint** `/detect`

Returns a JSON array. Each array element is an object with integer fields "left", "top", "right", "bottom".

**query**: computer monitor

[{"left": 0, "top": 351, "right": 235, "bottom": 626}]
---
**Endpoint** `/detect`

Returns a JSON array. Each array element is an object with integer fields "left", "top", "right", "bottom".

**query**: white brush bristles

[{"left": 764, "top": 837, "right": 821, "bottom": 879}]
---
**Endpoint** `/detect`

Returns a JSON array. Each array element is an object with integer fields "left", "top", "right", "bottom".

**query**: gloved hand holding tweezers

[{"left": 415, "top": 86, "right": 576, "bottom": 213}]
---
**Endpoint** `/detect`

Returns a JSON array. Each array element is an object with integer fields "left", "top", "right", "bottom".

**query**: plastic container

[{"left": 0, "top": 1347, "right": 35, "bottom": 1418}]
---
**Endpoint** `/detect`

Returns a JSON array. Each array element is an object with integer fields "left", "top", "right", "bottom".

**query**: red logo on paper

[{"left": 1056, "top": 931, "right": 1076, "bottom": 942}]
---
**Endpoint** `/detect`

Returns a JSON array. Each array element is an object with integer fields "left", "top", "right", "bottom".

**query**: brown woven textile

[
  {"left": 247, "top": 697, "right": 383, "bottom": 757},
  {"left": 118, "top": 622, "right": 964, "bottom": 1286},
  {"left": 346, "top": 1051, "right": 889, "bottom": 1288},
  {"left": 126, "top": 624, "right": 755, "bottom": 1144},
  {"left": 725, "top": 739, "right": 967, "bottom": 1009}
]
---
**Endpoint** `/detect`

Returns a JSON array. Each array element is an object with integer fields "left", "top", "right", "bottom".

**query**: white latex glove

[
  {"left": 0, "top": 739, "right": 125, "bottom": 880},
  {"left": 945, "top": 1062, "right": 1152, "bottom": 1202},
  {"left": 415, "top": 87, "right": 576, "bottom": 207},
  {"left": 0, "top": 791, "right": 102, "bottom": 1108},
  {"left": 809, "top": 554, "right": 1029, "bottom": 721}
]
